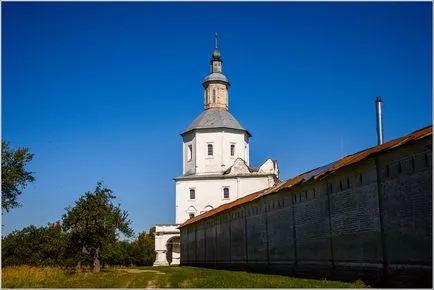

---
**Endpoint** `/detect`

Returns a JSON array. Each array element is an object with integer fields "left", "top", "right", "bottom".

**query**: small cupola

[
  {"left": 203, "top": 33, "right": 230, "bottom": 110},
  {"left": 210, "top": 32, "right": 222, "bottom": 72}
]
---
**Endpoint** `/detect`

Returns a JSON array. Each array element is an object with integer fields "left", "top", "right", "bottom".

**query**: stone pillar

[
  {"left": 154, "top": 249, "right": 169, "bottom": 266},
  {"left": 153, "top": 225, "right": 181, "bottom": 266},
  {"left": 153, "top": 230, "right": 169, "bottom": 266},
  {"left": 171, "top": 243, "right": 181, "bottom": 265}
]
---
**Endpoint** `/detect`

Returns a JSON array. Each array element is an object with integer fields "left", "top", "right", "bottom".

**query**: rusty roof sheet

[{"left": 179, "top": 125, "right": 432, "bottom": 229}]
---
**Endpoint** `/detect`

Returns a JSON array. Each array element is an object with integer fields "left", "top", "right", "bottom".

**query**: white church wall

[
  {"left": 238, "top": 176, "right": 275, "bottom": 199},
  {"left": 182, "top": 132, "right": 196, "bottom": 175},
  {"left": 244, "top": 134, "right": 250, "bottom": 165},
  {"left": 194, "top": 129, "right": 248, "bottom": 174},
  {"left": 175, "top": 175, "right": 276, "bottom": 224},
  {"left": 222, "top": 129, "right": 250, "bottom": 167}
]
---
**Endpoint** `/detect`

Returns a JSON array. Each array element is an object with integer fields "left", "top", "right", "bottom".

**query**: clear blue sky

[{"left": 2, "top": 2, "right": 432, "bottom": 237}]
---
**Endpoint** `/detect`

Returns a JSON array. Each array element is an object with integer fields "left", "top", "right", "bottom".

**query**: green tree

[
  {"left": 103, "top": 240, "right": 133, "bottom": 266},
  {"left": 62, "top": 182, "right": 133, "bottom": 272},
  {"left": 130, "top": 227, "right": 156, "bottom": 266},
  {"left": 103, "top": 227, "right": 156, "bottom": 267},
  {"left": 1, "top": 141, "right": 35, "bottom": 212},
  {"left": 2, "top": 222, "right": 67, "bottom": 266}
]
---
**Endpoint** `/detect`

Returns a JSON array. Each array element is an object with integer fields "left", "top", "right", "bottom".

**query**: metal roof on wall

[{"left": 179, "top": 125, "right": 432, "bottom": 229}]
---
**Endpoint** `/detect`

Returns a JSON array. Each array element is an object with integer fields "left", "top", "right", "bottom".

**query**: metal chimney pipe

[{"left": 376, "top": 96, "right": 384, "bottom": 145}]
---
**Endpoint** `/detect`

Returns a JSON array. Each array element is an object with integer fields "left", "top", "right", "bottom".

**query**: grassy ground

[{"left": 2, "top": 265, "right": 367, "bottom": 288}]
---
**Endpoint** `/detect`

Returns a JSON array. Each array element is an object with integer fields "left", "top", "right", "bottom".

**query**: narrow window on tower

[
  {"left": 189, "top": 188, "right": 195, "bottom": 200},
  {"left": 223, "top": 187, "right": 230, "bottom": 199},
  {"left": 230, "top": 144, "right": 235, "bottom": 157},
  {"left": 187, "top": 144, "right": 192, "bottom": 161},
  {"left": 207, "top": 144, "right": 213, "bottom": 156},
  {"left": 212, "top": 89, "right": 216, "bottom": 103}
]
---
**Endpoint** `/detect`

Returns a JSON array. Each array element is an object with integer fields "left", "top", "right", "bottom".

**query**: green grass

[{"left": 2, "top": 265, "right": 367, "bottom": 288}]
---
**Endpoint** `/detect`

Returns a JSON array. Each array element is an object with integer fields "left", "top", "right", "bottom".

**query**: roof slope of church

[
  {"left": 203, "top": 72, "right": 230, "bottom": 84},
  {"left": 178, "top": 125, "right": 433, "bottom": 229},
  {"left": 181, "top": 108, "right": 251, "bottom": 136}
]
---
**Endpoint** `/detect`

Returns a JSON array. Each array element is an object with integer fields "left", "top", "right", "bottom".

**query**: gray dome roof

[
  {"left": 182, "top": 108, "right": 251, "bottom": 136},
  {"left": 202, "top": 73, "right": 229, "bottom": 85}
]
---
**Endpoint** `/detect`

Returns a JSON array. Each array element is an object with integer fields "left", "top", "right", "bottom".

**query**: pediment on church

[
  {"left": 223, "top": 158, "right": 255, "bottom": 175},
  {"left": 258, "top": 159, "right": 279, "bottom": 177},
  {"left": 223, "top": 158, "right": 279, "bottom": 177}
]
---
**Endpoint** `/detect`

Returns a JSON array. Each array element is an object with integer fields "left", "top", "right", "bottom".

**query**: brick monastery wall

[{"left": 179, "top": 137, "right": 432, "bottom": 287}]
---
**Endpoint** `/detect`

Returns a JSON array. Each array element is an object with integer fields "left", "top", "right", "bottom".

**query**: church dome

[
  {"left": 202, "top": 72, "right": 230, "bottom": 85},
  {"left": 181, "top": 108, "right": 251, "bottom": 136}
]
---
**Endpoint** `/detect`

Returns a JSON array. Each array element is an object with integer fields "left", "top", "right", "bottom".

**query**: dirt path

[
  {"left": 116, "top": 268, "right": 165, "bottom": 288},
  {"left": 117, "top": 268, "right": 165, "bottom": 274},
  {"left": 146, "top": 279, "right": 156, "bottom": 288}
]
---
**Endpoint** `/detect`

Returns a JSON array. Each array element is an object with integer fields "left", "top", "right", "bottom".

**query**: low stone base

[{"left": 153, "top": 261, "right": 169, "bottom": 267}]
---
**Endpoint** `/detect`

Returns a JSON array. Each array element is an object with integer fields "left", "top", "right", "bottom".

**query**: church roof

[
  {"left": 181, "top": 108, "right": 251, "bottom": 136},
  {"left": 202, "top": 73, "right": 229, "bottom": 85}
]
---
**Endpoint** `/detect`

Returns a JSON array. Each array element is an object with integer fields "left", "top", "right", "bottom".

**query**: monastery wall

[{"left": 179, "top": 136, "right": 432, "bottom": 287}]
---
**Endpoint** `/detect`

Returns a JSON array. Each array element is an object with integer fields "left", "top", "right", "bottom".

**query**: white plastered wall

[
  {"left": 182, "top": 132, "right": 196, "bottom": 175},
  {"left": 191, "top": 129, "right": 249, "bottom": 175},
  {"left": 175, "top": 175, "right": 275, "bottom": 224}
]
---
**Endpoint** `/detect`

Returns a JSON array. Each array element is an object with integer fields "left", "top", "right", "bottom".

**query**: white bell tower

[{"left": 154, "top": 34, "right": 279, "bottom": 267}]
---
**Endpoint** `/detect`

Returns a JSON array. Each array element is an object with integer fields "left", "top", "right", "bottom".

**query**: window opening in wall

[
  {"left": 359, "top": 174, "right": 363, "bottom": 185},
  {"left": 313, "top": 188, "right": 316, "bottom": 198},
  {"left": 187, "top": 144, "right": 192, "bottom": 161},
  {"left": 212, "top": 89, "right": 216, "bottom": 103},
  {"left": 223, "top": 187, "right": 229, "bottom": 199},
  {"left": 411, "top": 158, "right": 416, "bottom": 171},
  {"left": 305, "top": 191, "right": 308, "bottom": 199},
  {"left": 207, "top": 144, "right": 213, "bottom": 156},
  {"left": 339, "top": 180, "right": 343, "bottom": 191},
  {"left": 398, "top": 162, "right": 402, "bottom": 173},
  {"left": 189, "top": 213, "right": 195, "bottom": 219},
  {"left": 346, "top": 178, "right": 350, "bottom": 188},
  {"left": 329, "top": 184, "right": 333, "bottom": 193},
  {"left": 425, "top": 153, "right": 429, "bottom": 167},
  {"left": 189, "top": 189, "right": 195, "bottom": 200},
  {"left": 230, "top": 144, "right": 235, "bottom": 156},
  {"left": 386, "top": 165, "right": 390, "bottom": 178}
]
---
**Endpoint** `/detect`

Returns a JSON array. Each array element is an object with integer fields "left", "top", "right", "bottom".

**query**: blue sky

[{"left": 2, "top": 2, "right": 432, "bottom": 237}]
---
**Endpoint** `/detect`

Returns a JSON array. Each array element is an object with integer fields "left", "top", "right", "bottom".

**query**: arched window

[
  {"left": 212, "top": 89, "right": 216, "bottom": 103},
  {"left": 187, "top": 144, "right": 192, "bottom": 161},
  {"left": 187, "top": 206, "right": 197, "bottom": 219},
  {"left": 202, "top": 205, "right": 214, "bottom": 213}
]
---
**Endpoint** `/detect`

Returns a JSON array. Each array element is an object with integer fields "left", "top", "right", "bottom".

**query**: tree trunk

[{"left": 93, "top": 247, "right": 101, "bottom": 272}]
